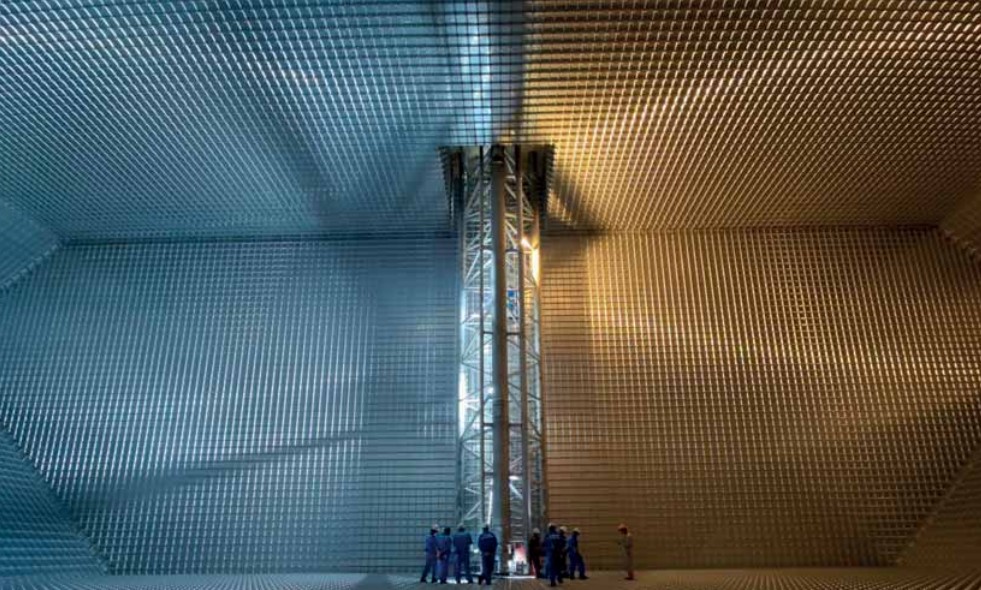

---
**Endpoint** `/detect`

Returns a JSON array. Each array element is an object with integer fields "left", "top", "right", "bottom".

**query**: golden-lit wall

[
  {"left": 900, "top": 445, "right": 981, "bottom": 570},
  {"left": 943, "top": 191, "right": 981, "bottom": 261},
  {"left": 541, "top": 228, "right": 981, "bottom": 569}
]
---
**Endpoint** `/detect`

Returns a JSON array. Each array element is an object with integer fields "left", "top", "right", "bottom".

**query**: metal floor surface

[{"left": 4, "top": 570, "right": 981, "bottom": 590}]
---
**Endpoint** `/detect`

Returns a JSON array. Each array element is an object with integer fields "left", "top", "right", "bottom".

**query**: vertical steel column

[
  {"left": 515, "top": 147, "right": 534, "bottom": 537},
  {"left": 478, "top": 146, "right": 488, "bottom": 528},
  {"left": 531, "top": 204, "right": 548, "bottom": 527},
  {"left": 490, "top": 145, "right": 512, "bottom": 569},
  {"left": 454, "top": 151, "right": 466, "bottom": 526}
]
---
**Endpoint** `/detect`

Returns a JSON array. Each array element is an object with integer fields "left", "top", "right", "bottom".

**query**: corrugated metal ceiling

[{"left": 1, "top": 1, "right": 979, "bottom": 240}]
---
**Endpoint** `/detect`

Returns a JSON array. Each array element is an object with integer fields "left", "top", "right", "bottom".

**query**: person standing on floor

[
  {"left": 617, "top": 523, "right": 635, "bottom": 581},
  {"left": 543, "top": 521, "right": 555, "bottom": 579},
  {"left": 566, "top": 528, "right": 587, "bottom": 580},
  {"left": 452, "top": 525, "right": 474, "bottom": 584},
  {"left": 545, "top": 524, "right": 565, "bottom": 587},
  {"left": 421, "top": 525, "right": 439, "bottom": 583},
  {"left": 477, "top": 525, "right": 498, "bottom": 586},
  {"left": 436, "top": 526, "right": 453, "bottom": 584},
  {"left": 528, "top": 528, "right": 543, "bottom": 578}
]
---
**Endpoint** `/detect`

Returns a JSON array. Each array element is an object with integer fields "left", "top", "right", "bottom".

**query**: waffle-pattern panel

[
  {"left": 519, "top": 2, "right": 981, "bottom": 229},
  {"left": 3, "top": 2, "right": 980, "bottom": 240},
  {"left": 0, "top": 239, "right": 458, "bottom": 574},
  {"left": 0, "top": 427, "right": 103, "bottom": 577},
  {"left": 0, "top": 200, "right": 58, "bottom": 291},
  {"left": 900, "top": 445, "right": 981, "bottom": 570},
  {"left": 943, "top": 191, "right": 981, "bottom": 261},
  {"left": 0, "top": 1, "right": 510, "bottom": 240},
  {"left": 5, "top": 570, "right": 981, "bottom": 590},
  {"left": 541, "top": 229, "right": 981, "bottom": 568}
]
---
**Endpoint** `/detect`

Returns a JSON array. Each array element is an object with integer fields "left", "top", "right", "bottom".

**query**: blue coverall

[
  {"left": 477, "top": 531, "right": 498, "bottom": 585},
  {"left": 452, "top": 531, "right": 474, "bottom": 583},
  {"left": 567, "top": 533, "right": 586, "bottom": 579},
  {"left": 436, "top": 532, "right": 453, "bottom": 583},
  {"left": 543, "top": 531, "right": 553, "bottom": 579},
  {"left": 546, "top": 532, "right": 566, "bottom": 586},
  {"left": 421, "top": 533, "right": 438, "bottom": 582}
]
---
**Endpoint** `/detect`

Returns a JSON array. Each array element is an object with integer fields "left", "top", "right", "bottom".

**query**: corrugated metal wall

[
  {"left": 900, "top": 444, "right": 981, "bottom": 570},
  {"left": 0, "top": 426, "right": 104, "bottom": 577},
  {"left": 541, "top": 229, "right": 981, "bottom": 569},
  {"left": 0, "top": 238, "right": 458, "bottom": 574},
  {"left": 0, "top": 200, "right": 59, "bottom": 291}
]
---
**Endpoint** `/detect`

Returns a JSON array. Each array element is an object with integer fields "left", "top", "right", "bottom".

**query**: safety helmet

[
  {"left": 573, "top": 528, "right": 580, "bottom": 534},
  {"left": 532, "top": 528, "right": 541, "bottom": 535},
  {"left": 431, "top": 524, "right": 439, "bottom": 531},
  {"left": 559, "top": 526, "right": 567, "bottom": 533}
]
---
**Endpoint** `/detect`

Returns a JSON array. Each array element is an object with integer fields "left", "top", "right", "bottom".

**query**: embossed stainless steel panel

[
  {"left": 943, "top": 191, "right": 981, "bottom": 261},
  {"left": 541, "top": 229, "right": 981, "bottom": 568},
  {"left": 2, "top": 2, "right": 979, "bottom": 239},
  {"left": 0, "top": 427, "right": 104, "bottom": 577},
  {"left": 0, "top": 238, "right": 458, "bottom": 574},
  {"left": 901, "top": 445, "right": 981, "bottom": 570},
  {"left": 4, "top": 570, "right": 981, "bottom": 590},
  {"left": 0, "top": 200, "right": 58, "bottom": 291}
]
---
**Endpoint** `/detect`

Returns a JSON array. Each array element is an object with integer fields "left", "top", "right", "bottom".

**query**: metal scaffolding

[{"left": 445, "top": 144, "right": 550, "bottom": 575}]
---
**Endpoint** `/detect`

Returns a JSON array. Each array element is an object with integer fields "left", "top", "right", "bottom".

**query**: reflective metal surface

[
  {"left": 943, "top": 191, "right": 981, "bottom": 261},
  {"left": 0, "top": 200, "right": 58, "bottom": 291},
  {"left": 901, "top": 445, "right": 981, "bottom": 570},
  {"left": 2, "top": 2, "right": 979, "bottom": 240},
  {"left": 4, "top": 570, "right": 981, "bottom": 590},
  {"left": 0, "top": 239, "right": 458, "bottom": 574},
  {"left": 541, "top": 229, "right": 981, "bottom": 569},
  {"left": 0, "top": 427, "right": 103, "bottom": 577}
]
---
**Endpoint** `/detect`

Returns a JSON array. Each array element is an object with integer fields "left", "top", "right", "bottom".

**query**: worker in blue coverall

[
  {"left": 452, "top": 525, "right": 474, "bottom": 584},
  {"left": 546, "top": 525, "right": 566, "bottom": 587},
  {"left": 543, "top": 522, "right": 555, "bottom": 579},
  {"left": 421, "top": 525, "right": 439, "bottom": 583},
  {"left": 436, "top": 526, "right": 453, "bottom": 583},
  {"left": 566, "top": 528, "right": 587, "bottom": 580},
  {"left": 477, "top": 525, "right": 498, "bottom": 586}
]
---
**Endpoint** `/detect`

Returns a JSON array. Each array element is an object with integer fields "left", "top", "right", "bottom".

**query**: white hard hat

[
  {"left": 559, "top": 526, "right": 567, "bottom": 533},
  {"left": 432, "top": 524, "right": 439, "bottom": 531},
  {"left": 573, "top": 528, "right": 580, "bottom": 534},
  {"left": 532, "top": 528, "right": 541, "bottom": 535}
]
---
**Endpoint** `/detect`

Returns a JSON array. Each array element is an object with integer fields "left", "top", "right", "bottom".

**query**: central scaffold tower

[{"left": 442, "top": 144, "right": 552, "bottom": 574}]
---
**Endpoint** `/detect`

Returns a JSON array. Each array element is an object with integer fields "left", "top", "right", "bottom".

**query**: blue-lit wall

[
  {"left": 0, "top": 239, "right": 458, "bottom": 574},
  {"left": 0, "top": 427, "right": 103, "bottom": 577},
  {"left": 0, "top": 200, "right": 59, "bottom": 291}
]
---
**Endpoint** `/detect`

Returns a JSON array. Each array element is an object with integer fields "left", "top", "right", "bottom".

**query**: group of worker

[
  {"left": 527, "top": 524, "right": 587, "bottom": 586},
  {"left": 421, "top": 522, "right": 635, "bottom": 586},
  {"left": 420, "top": 524, "right": 497, "bottom": 585}
]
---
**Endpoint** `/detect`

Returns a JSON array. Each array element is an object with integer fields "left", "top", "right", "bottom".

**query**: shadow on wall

[{"left": 544, "top": 167, "right": 603, "bottom": 234}]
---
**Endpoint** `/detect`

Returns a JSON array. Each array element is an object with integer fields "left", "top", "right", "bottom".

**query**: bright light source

[{"left": 521, "top": 237, "right": 532, "bottom": 250}]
